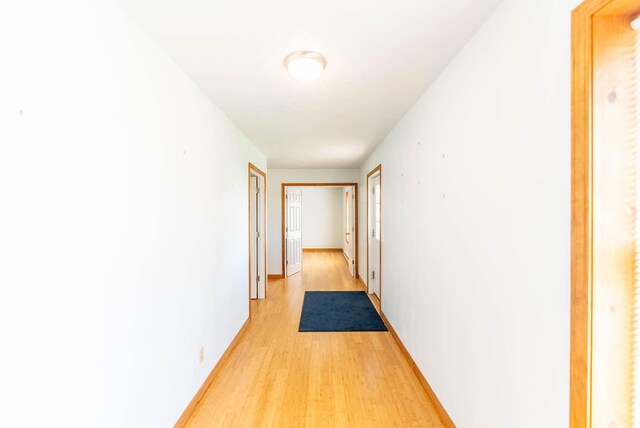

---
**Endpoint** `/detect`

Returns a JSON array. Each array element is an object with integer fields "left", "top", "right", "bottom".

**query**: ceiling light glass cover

[{"left": 284, "top": 51, "right": 326, "bottom": 81}]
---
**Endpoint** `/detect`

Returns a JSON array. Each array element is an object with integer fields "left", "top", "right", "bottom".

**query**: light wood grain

[
  {"left": 357, "top": 274, "right": 367, "bottom": 291},
  {"left": 366, "top": 165, "right": 382, "bottom": 299},
  {"left": 175, "top": 318, "right": 251, "bottom": 427},
  {"left": 248, "top": 163, "right": 267, "bottom": 316},
  {"left": 280, "top": 183, "right": 359, "bottom": 278},
  {"left": 571, "top": 6, "right": 595, "bottom": 426},
  {"left": 183, "top": 251, "right": 447, "bottom": 427},
  {"left": 380, "top": 312, "right": 455, "bottom": 428},
  {"left": 302, "top": 248, "right": 343, "bottom": 252},
  {"left": 571, "top": 1, "right": 640, "bottom": 426}
]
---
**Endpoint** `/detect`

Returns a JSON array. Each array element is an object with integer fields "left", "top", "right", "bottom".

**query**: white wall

[
  {"left": 267, "top": 169, "right": 358, "bottom": 274},
  {"left": 0, "top": 1, "right": 266, "bottom": 427},
  {"left": 301, "top": 187, "right": 343, "bottom": 249},
  {"left": 357, "top": 0, "right": 579, "bottom": 426}
]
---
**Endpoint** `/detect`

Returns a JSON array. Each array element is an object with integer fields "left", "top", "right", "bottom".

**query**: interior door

[
  {"left": 286, "top": 187, "right": 302, "bottom": 276},
  {"left": 250, "top": 176, "right": 258, "bottom": 299},
  {"left": 347, "top": 186, "right": 356, "bottom": 277},
  {"left": 368, "top": 176, "right": 381, "bottom": 297}
]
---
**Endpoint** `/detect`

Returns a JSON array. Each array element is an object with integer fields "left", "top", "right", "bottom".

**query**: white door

[
  {"left": 368, "top": 175, "right": 381, "bottom": 297},
  {"left": 286, "top": 187, "right": 302, "bottom": 276},
  {"left": 250, "top": 176, "right": 258, "bottom": 298},
  {"left": 346, "top": 186, "right": 356, "bottom": 277}
]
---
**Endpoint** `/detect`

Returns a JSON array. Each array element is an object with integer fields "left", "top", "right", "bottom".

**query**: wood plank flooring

[{"left": 185, "top": 251, "right": 444, "bottom": 427}]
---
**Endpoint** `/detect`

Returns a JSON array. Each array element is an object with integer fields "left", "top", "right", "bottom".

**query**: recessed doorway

[
  {"left": 367, "top": 165, "right": 382, "bottom": 301},
  {"left": 248, "top": 163, "right": 267, "bottom": 319},
  {"left": 281, "top": 183, "right": 358, "bottom": 278}
]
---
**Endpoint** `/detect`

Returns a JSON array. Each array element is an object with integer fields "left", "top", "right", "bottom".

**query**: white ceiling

[{"left": 119, "top": 0, "right": 502, "bottom": 168}]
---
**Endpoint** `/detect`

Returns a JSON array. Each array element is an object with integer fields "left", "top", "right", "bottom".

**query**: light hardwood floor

[{"left": 185, "top": 251, "right": 444, "bottom": 427}]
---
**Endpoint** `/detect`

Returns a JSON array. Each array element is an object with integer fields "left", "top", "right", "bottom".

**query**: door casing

[
  {"left": 248, "top": 163, "right": 267, "bottom": 320},
  {"left": 366, "top": 165, "right": 382, "bottom": 302},
  {"left": 281, "top": 182, "right": 359, "bottom": 277}
]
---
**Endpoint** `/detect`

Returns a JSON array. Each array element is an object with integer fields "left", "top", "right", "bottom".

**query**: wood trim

[
  {"left": 571, "top": 2, "right": 640, "bottom": 426},
  {"left": 174, "top": 318, "right": 251, "bottom": 427},
  {"left": 366, "top": 165, "right": 382, "bottom": 179},
  {"left": 380, "top": 311, "right": 455, "bottom": 427},
  {"left": 571, "top": 7, "right": 594, "bottom": 427},
  {"left": 354, "top": 184, "right": 358, "bottom": 283},
  {"left": 575, "top": 0, "right": 640, "bottom": 15},
  {"left": 267, "top": 274, "right": 285, "bottom": 280},
  {"left": 248, "top": 163, "right": 267, "bottom": 320},
  {"left": 371, "top": 291, "right": 381, "bottom": 306},
  {"left": 302, "top": 248, "right": 343, "bottom": 252},
  {"left": 357, "top": 274, "right": 367, "bottom": 291},
  {"left": 366, "top": 165, "right": 382, "bottom": 300},
  {"left": 281, "top": 182, "right": 359, "bottom": 187},
  {"left": 281, "top": 183, "right": 359, "bottom": 278},
  {"left": 248, "top": 162, "right": 266, "bottom": 179}
]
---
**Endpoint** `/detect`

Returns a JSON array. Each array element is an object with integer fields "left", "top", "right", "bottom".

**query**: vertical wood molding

[
  {"left": 366, "top": 165, "right": 382, "bottom": 298},
  {"left": 355, "top": 184, "right": 359, "bottom": 280},
  {"left": 571, "top": 6, "right": 594, "bottom": 427},
  {"left": 248, "top": 163, "right": 267, "bottom": 318},
  {"left": 570, "top": 1, "right": 640, "bottom": 426}
]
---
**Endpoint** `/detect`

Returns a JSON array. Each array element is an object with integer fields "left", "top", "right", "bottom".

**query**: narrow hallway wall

[
  {"left": 0, "top": 1, "right": 266, "bottom": 426},
  {"left": 357, "top": 0, "right": 581, "bottom": 426}
]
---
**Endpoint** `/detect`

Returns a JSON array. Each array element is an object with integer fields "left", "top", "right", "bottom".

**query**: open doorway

[
  {"left": 248, "top": 163, "right": 266, "bottom": 317},
  {"left": 281, "top": 183, "right": 358, "bottom": 278},
  {"left": 367, "top": 165, "right": 381, "bottom": 301},
  {"left": 343, "top": 185, "right": 356, "bottom": 277}
]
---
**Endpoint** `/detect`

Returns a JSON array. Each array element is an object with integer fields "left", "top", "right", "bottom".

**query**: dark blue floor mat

[{"left": 298, "top": 291, "right": 387, "bottom": 332}]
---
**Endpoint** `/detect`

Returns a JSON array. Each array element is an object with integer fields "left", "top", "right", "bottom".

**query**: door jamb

[
  {"left": 571, "top": 1, "right": 640, "bottom": 426},
  {"left": 281, "top": 183, "right": 359, "bottom": 278},
  {"left": 366, "top": 165, "right": 382, "bottom": 302},
  {"left": 248, "top": 163, "right": 267, "bottom": 321}
]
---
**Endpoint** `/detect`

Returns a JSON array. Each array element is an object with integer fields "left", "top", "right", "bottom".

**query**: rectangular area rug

[{"left": 298, "top": 291, "right": 388, "bottom": 332}]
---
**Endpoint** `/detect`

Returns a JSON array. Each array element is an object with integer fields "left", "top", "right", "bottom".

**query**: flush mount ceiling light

[{"left": 283, "top": 51, "right": 326, "bottom": 81}]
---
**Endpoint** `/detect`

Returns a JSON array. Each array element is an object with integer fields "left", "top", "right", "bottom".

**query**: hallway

[
  {"left": 2, "top": 0, "right": 587, "bottom": 425},
  {"left": 185, "top": 251, "right": 444, "bottom": 427}
]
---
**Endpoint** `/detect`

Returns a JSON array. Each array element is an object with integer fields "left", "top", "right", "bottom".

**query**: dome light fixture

[{"left": 283, "top": 51, "right": 326, "bottom": 81}]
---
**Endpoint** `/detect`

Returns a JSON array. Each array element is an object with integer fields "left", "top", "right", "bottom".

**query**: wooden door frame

[
  {"left": 571, "top": 1, "right": 640, "bottom": 426},
  {"left": 366, "top": 165, "right": 382, "bottom": 302},
  {"left": 281, "top": 183, "right": 359, "bottom": 277},
  {"left": 248, "top": 163, "right": 267, "bottom": 321}
]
